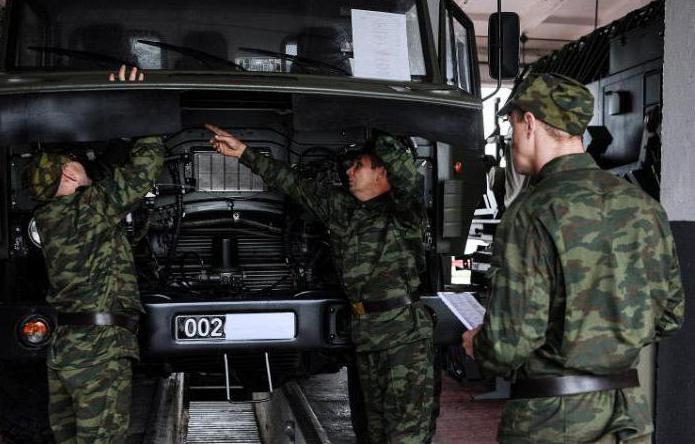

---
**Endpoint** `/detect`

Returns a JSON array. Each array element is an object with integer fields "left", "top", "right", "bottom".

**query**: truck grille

[
  {"left": 173, "top": 231, "right": 295, "bottom": 293},
  {"left": 193, "top": 151, "right": 266, "bottom": 192}
]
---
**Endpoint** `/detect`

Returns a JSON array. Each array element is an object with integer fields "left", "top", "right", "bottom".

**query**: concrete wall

[
  {"left": 655, "top": 0, "right": 695, "bottom": 442},
  {"left": 661, "top": 0, "right": 695, "bottom": 221}
]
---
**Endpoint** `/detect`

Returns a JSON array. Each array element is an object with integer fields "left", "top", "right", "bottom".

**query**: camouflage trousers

[
  {"left": 356, "top": 338, "right": 434, "bottom": 444},
  {"left": 48, "top": 358, "right": 132, "bottom": 444}
]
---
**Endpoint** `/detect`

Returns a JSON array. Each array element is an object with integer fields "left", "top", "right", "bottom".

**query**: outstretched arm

[
  {"left": 206, "top": 123, "right": 247, "bottom": 158},
  {"left": 100, "top": 137, "right": 165, "bottom": 223},
  {"left": 373, "top": 134, "right": 421, "bottom": 203},
  {"left": 206, "top": 124, "right": 352, "bottom": 225},
  {"left": 97, "top": 65, "right": 163, "bottom": 223}
]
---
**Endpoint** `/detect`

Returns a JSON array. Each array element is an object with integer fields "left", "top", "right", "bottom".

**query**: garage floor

[
  {"left": 299, "top": 366, "right": 506, "bottom": 444},
  {"left": 433, "top": 374, "right": 505, "bottom": 444}
]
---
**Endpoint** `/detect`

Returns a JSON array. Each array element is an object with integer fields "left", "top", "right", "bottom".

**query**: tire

[{"left": 0, "top": 360, "right": 54, "bottom": 444}]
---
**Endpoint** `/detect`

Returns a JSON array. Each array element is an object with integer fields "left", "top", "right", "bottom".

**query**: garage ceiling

[{"left": 459, "top": 0, "right": 654, "bottom": 74}]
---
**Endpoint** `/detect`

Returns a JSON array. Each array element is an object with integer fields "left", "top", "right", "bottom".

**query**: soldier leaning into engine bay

[{"left": 206, "top": 123, "right": 435, "bottom": 444}]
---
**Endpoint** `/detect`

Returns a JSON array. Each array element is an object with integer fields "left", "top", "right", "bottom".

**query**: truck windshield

[{"left": 6, "top": 0, "right": 429, "bottom": 80}]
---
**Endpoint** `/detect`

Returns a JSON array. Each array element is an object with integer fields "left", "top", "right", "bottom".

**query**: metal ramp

[{"left": 186, "top": 401, "right": 262, "bottom": 443}]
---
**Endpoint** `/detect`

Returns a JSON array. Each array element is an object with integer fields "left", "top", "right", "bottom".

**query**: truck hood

[{"left": 0, "top": 71, "right": 484, "bottom": 147}]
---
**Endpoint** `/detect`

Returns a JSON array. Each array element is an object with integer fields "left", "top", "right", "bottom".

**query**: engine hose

[
  {"left": 161, "top": 192, "right": 184, "bottom": 284},
  {"left": 181, "top": 217, "right": 282, "bottom": 234}
]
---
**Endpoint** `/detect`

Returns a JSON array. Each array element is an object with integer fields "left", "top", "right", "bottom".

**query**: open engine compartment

[
  {"left": 0, "top": 85, "right": 483, "bottom": 374},
  {"left": 139, "top": 127, "right": 344, "bottom": 300},
  {"left": 5, "top": 103, "right": 437, "bottom": 307}
]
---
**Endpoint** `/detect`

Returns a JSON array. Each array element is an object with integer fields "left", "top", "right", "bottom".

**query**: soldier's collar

[
  {"left": 535, "top": 153, "right": 598, "bottom": 184},
  {"left": 360, "top": 191, "right": 391, "bottom": 208}
]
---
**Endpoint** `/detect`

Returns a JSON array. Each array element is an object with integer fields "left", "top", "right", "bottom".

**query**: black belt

[
  {"left": 352, "top": 296, "right": 411, "bottom": 316},
  {"left": 510, "top": 369, "right": 639, "bottom": 399},
  {"left": 57, "top": 312, "right": 139, "bottom": 333}
]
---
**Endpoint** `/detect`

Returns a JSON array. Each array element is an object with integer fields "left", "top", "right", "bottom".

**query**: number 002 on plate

[{"left": 175, "top": 313, "right": 296, "bottom": 341}]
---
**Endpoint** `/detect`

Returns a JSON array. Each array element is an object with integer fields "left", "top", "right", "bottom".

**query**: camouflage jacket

[
  {"left": 35, "top": 137, "right": 164, "bottom": 369},
  {"left": 474, "top": 154, "right": 684, "bottom": 443},
  {"left": 240, "top": 135, "right": 432, "bottom": 352}
]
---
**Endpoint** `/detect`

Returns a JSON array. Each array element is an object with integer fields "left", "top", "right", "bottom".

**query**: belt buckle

[{"left": 352, "top": 302, "right": 366, "bottom": 316}]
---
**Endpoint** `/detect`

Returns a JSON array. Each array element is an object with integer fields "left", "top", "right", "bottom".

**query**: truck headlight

[
  {"left": 27, "top": 217, "right": 42, "bottom": 248},
  {"left": 19, "top": 316, "right": 52, "bottom": 346}
]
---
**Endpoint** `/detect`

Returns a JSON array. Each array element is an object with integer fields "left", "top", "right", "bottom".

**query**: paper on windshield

[
  {"left": 438, "top": 292, "right": 486, "bottom": 329},
  {"left": 351, "top": 9, "right": 411, "bottom": 81}
]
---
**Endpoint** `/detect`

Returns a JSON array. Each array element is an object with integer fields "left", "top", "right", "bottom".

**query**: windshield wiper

[
  {"left": 27, "top": 46, "right": 132, "bottom": 69},
  {"left": 239, "top": 47, "right": 351, "bottom": 76},
  {"left": 137, "top": 40, "right": 246, "bottom": 71}
]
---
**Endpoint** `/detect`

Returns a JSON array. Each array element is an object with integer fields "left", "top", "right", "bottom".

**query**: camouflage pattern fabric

[
  {"left": 29, "top": 153, "right": 71, "bottom": 201},
  {"left": 357, "top": 338, "right": 434, "bottom": 444},
  {"left": 474, "top": 153, "right": 684, "bottom": 443},
  {"left": 48, "top": 359, "right": 132, "bottom": 444},
  {"left": 33, "top": 137, "right": 163, "bottom": 443},
  {"left": 498, "top": 73, "right": 594, "bottom": 136},
  {"left": 33, "top": 136, "right": 164, "bottom": 369},
  {"left": 240, "top": 134, "right": 434, "bottom": 440}
]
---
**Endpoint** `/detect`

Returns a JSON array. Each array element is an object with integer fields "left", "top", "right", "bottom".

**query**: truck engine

[{"left": 137, "top": 129, "right": 343, "bottom": 299}]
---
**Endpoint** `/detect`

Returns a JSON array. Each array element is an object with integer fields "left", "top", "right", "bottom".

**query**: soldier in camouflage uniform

[
  {"left": 463, "top": 73, "right": 684, "bottom": 443},
  {"left": 206, "top": 123, "right": 434, "bottom": 443},
  {"left": 29, "top": 66, "right": 163, "bottom": 444}
]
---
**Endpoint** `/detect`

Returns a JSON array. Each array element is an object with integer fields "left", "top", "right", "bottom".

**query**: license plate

[
  {"left": 175, "top": 313, "right": 296, "bottom": 341},
  {"left": 176, "top": 315, "right": 226, "bottom": 340}
]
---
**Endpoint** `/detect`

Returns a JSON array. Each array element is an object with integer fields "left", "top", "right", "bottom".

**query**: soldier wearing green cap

[
  {"left": 29, "top": 65, "right": 164, "bottom": 444},
  {"left": 463, "top": 73, "right": 684, "bottom": 443}
]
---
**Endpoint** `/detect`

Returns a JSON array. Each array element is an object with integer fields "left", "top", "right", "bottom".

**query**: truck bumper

[
  {"left": 141, "top": 293, "right": 470, "bottom": 359},
  {"left": 141, "top": 296, "right": 352, "bottom": 358}
]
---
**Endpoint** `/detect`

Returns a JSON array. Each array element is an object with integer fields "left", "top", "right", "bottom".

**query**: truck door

[
  {"left": 439, "top": 0, "right": 481, "bottom": 97},
  {"left": 435, "top": 0, "right": 486, "bottom": 259}
]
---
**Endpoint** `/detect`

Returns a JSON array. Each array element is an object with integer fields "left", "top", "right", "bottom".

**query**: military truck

[
  {"left": 0, "top": 0, "right": 517, "bottom": 440},
  {"left": 530, "top": 0, "right": 664, "bottom": 200}
]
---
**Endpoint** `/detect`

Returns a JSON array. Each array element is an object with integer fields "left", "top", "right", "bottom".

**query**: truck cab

[{"left": 0, "top": 0, "right": 489, "bottom": 388}]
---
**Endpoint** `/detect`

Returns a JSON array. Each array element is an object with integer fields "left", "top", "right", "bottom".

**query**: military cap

[
  {"left": 29, "top": 153, "right": 70, "bottom": 201},
  {"left": 498, "top": 72, "right": 594, "bottom": 136}
]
